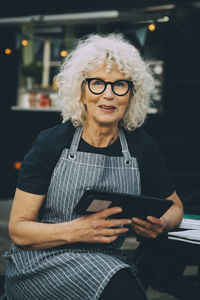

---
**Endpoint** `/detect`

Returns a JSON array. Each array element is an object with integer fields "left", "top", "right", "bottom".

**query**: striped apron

[{"left": 4, "top": 126, "right": 143, "bottom": 300}]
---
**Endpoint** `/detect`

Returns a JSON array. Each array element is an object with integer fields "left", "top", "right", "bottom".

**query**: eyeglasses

[{"left": 85, "top": 78, "right": 134, "bottom": 96}]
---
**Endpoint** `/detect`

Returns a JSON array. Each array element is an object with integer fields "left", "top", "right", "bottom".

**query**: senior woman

[{"left": 3, "top": 33, "right": 183, "bottom": 300}]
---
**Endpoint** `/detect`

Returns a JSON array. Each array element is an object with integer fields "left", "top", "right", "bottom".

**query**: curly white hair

[{"left": 56, "top": 33, "right": 154, "bottom": 131}]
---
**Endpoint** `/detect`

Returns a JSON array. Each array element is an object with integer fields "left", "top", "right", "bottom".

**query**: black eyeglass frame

[{"left": 85, "top": 78, "right": 134, "bottom": 96}]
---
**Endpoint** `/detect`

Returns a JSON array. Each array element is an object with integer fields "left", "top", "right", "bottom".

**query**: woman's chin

[{"left": 95, "top": 118, "right": 120, "bottom": 128}]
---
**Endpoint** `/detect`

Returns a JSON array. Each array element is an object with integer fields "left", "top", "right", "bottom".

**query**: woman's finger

[
  {"left": 132, "top": 217, "right": 153, "bottom": 229},
  {"left": 102, "top": 227, "right": 129, "bottom": 236},
  {"left": 132, "top": 217, "right": 164, "bottom": 232},
  {"left": 105, "top": 218, "right": 132, "bottom": 228},
  {"left": 96, "top": 207, "right": 123, "bottom": 219},
  {"left": 147, "top": 216, "right": 165, "bottom": 226},
  {"left": 98, "top": 235, "right": 119, "bottom": 244},
  {"left": 131, "top": 222, "right": 158, "bottom": 238}
]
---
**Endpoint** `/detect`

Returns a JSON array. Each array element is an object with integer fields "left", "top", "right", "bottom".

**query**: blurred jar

[
  {"left": 39, "top": 94, "right": 51, "bottom": 107},
  {"left": 28, "top": 91, "right": 37, "bottom": 107}
]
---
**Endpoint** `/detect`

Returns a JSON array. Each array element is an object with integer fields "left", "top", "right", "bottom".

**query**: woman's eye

[
  {"left": 115, "top": 81, "right": 125, "bottom": 87},
  {"left": 93, "top": 80, "right": 104, "bottom": 85}
]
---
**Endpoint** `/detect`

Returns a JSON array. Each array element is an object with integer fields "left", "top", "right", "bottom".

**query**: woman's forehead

[{"left": 87, "top": 66, "right": 126, "bottom": 80}]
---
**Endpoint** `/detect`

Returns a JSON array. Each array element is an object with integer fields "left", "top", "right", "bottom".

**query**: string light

[
  {"left": 148, "top": 24, "right": 156, "bottom": 31},
  {"left": 21, "top": 40, "right": 28, "bottom": 46},
  {"left": 14, "top": 161, "right": 22, "bottom": 170},
  {"left": 5, "top": 48, "right": 12, "bottom": 55},
  {"left": 60, "top": 50, "right": 68, "bottom": 57}
]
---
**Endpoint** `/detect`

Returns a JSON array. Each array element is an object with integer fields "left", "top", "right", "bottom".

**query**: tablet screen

[{"left": 86, "top": 200, "right": 112, "bottom": 212}]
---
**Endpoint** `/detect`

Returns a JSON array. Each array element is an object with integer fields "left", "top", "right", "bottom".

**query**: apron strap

[
  {"left": 68, "top": 126, "right": 82, "bottom": 159},
  {"left": 118, "top": 128, "right": 132, "bottom": 165},
  {"left": 68, "top": 126, "right": 131, "bottom": 164}
]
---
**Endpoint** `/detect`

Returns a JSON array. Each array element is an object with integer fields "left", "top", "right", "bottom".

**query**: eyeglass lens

[{"left": 88, "top": 79, "right": 131, "bottom": 96}]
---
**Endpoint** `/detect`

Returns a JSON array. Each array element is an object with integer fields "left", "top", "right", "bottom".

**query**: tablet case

[{"left": 74, "top": 188, "right": 173, "bottom": 219}]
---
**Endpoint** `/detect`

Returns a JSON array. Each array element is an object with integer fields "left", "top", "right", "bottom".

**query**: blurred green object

[{"left": 22, "top": 62, "right": 43, "bottom": 83}]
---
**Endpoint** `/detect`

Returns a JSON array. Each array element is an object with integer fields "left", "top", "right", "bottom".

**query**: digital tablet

[{"left": 74, "top": 188, "right": 173, "bottom": 219}]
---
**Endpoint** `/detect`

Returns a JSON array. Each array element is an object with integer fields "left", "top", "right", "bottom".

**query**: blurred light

[
  {"left": 14, "top": 161, "right": 22, "bottom": 170},
  {"left": 21, "top": 39, "right": 28, "bottom": 46},
  {"left": 163, "top": 16, "right": 169, "bottom": 22},
  {"left": 157, "top": 16, "right": 170, "bottom": 23},
  {"left": 60, "top": 50, "right": 68, "bottom": 57},
  {"left": 154, "top": 65, "right": 163, "bottom": 75},
  {"left": 5, "top": 48, "right": 12, "bottom": 55},
  {"left": 148, "top": 24, "right": 156, "bottom": 31}
]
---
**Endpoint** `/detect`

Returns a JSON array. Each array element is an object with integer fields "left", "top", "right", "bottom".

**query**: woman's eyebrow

[{"left": 91, "top": 77, "right": 126, "bottom": 81}]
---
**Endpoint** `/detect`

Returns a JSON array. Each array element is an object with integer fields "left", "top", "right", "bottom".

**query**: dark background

[
  {"left": 0, "top": 0, "right": 189, "bottom": 16},
  {"left": 0, "top": 0, "right": 200, "bottom": 199}
]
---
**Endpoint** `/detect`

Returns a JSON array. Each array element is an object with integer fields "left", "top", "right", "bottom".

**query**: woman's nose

[{"left": 103, "top": 84, "right": 114, "bottom": 99}]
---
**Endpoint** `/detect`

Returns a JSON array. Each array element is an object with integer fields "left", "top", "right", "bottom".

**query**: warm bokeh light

[
  {"left": 148, "top": 24, "right": 156, "bottom": 31},
  {"left": 60, "top": 50, "right": 68, "bottom": 57},
  {"left": 5, "top": 48, "right": 12, "bottom": 55},
  {"left": 14, "top": 161, "right": 22, "bottom": 170},
  {"left": 21, "top": 40, "right": 28, "bottom": 46}
]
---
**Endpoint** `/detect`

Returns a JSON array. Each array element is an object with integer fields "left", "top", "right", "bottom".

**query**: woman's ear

[
  {"left": 80, "top": 95, "right": 86, "bottom": 106},
  {"left": 79, "top": 95, "right": 87, "bottom": 111}
]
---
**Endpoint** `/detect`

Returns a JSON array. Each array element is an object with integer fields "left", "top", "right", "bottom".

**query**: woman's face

[{"left": 81, "top": 67, "right": 132, "bottom": 129}]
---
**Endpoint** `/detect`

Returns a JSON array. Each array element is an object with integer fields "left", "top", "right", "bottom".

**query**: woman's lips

[{"left": 98, "top": 105, "right": 116, "bottom": 113}]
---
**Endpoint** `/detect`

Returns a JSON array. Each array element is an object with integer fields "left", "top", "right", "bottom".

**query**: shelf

[
  {"left": 26, "top": 87, "right": 58, "bottom": 93},
  {"left": 11, "top": 106, "right": 61, "bottom": 112},
  {"left": 11, "top": 106, "right": 158, "bottom": 114}
]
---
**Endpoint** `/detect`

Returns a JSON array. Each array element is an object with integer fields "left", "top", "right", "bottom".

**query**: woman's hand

[
  {"left": 69, "top": 207, "right": 132, "bottom": 244},
  {"left": 9, "top": 189, "right": 131, "bottom": 249},
  {"left": 131, "top": 191, "right": 184, "bottom": 239},
  {"left": 131, "top": 216, "right": 167, "bottom": 239}
]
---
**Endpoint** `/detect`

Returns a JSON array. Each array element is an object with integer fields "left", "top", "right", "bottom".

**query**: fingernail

[
  {"left": 147, "top": 216, "right": 152, "bottom": 221},
  {"left": 132, "top": 217, "right": 137, "bottom": 222}
]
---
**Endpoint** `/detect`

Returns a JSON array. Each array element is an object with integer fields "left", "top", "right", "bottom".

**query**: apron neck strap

[
  {"left": 68, "top": 126, "right": 83, "bottom": 158},
  {"left": 118, "top": 128, "right": 131, "bottom": 164},
  {"left": 69, "top": 126, "right": 131, "bottom": 164}
]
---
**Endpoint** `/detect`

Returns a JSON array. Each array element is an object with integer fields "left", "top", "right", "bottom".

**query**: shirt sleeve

[
  {"left": 141, "top": 138, "right": 175, "bottom": 198},
  {"left": 17, "top": 131, "right": 54, "bottom": 195}
]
